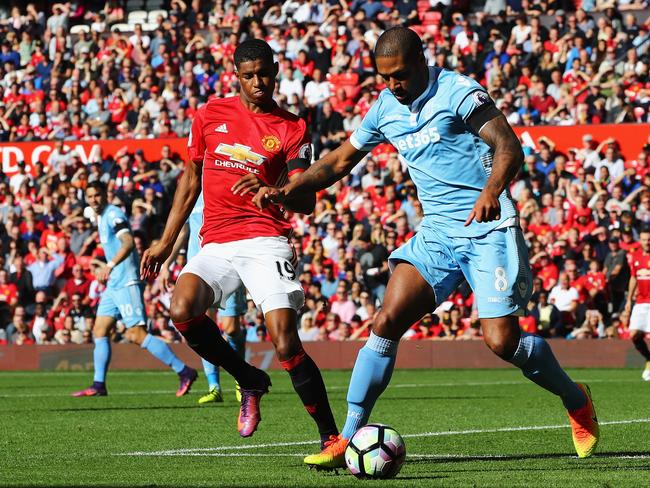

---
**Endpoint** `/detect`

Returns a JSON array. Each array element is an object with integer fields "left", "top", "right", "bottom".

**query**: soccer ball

[{"left": 345, "top": 424, "right": 406, "bottom": 479}]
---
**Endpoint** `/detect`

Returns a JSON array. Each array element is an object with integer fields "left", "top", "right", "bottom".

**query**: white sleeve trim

[
  {"left": 350, "top": 133, "right": 376, "bottom": 152},
  {"left": 477, "top": 121, "right": 490, "bottom": 134},
  {"left": 115, "top": 228, "right": 130, "bottom": 238}
]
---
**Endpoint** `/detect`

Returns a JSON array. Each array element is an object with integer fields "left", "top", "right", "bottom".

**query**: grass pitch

[{"left": 1, "top": 368, "right": 649, "bottom": 487}]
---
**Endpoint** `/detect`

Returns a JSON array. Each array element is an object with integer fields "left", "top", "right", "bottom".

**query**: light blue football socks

[
  {"left": 92, "top": 336, "right": 111, "bottom": 383},
  {"left": 341, "top": 332, "right": 399, "bottom": 439},
  {"left": 202, "top": 358, "right": 220, "bottom": 390},
  {"left": 141, "top": 333, "right": 186, "bottom": 374},
  {"left": 509, "top": 332, "right": 586, "bottom": 410}
]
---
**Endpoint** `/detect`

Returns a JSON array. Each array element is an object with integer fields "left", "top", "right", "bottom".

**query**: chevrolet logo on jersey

[
  {"left": 216, "top": 143, "right": 266, "bottom": 165},
  {"left": 637, "top": 267, "right": 650, "bottom": 277}
]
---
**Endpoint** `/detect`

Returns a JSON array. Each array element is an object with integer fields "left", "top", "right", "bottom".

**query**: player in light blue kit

[
  {"left": 255, "top": 27, "right": 600, "bottom": 465},
  {"left": 161, "top": 192, "right": 248, "bottom": 404},
  {"left": 72, "top": 181, "right": 197, "bottom": 397}
]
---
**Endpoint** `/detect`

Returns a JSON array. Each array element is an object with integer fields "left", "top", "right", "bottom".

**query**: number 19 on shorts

[{"left": 275, "top": 260, "right": 296, "bottom": 281}]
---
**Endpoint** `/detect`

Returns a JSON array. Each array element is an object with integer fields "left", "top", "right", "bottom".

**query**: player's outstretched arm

[
  {"left": 283, "top": 171, "right": 317, "bottom": 215},
  {"left": 159, "top": 223, "right": 189, "bottom": 290},
  {"left": 465, "top": 115, "right": 524, "bottom": 226},
  {"left": 141, "top": 162, "right": 202, "bottom": 279},
  {"left": 252, "top": 140, "right": 367, "bottom": 209}
]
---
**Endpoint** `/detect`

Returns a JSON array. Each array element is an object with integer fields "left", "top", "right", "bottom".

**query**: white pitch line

[
  {"left": 123, "top": 440, "right": 319, "bottom": 456},
  {"left": 120, "top": 451, "right": 650, "bottom": 461},
  {"left": 120, "top": 418, "right": 650, "bottom": 457},
  {"left": 126, "top": 452, "right": 510, "bottom": 459},
  {"left": 0, "top": 377, "right": 642, "bottom": 399},
  {"left": 0, "top": 390, "right": 177, "bottom": 398},
  {"left": 147, "top": 453, "right": 312, "bottom": 457},
  {"left": 0, "top": 382, "right": 454, "bottom": 398},
  {"left": 405, "top": 418, "right": 650, "bottom": 439}
]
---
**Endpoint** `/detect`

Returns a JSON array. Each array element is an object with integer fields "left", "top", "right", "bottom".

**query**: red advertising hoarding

[
  {"left": 0, "top": 138, "right": 188, "bottom": 176},
  {"left": 0, "top": 124, "right": 647, "bottom": 176},
  {"left": 0, "top": 340, "right": 643, "bottom": 371}
]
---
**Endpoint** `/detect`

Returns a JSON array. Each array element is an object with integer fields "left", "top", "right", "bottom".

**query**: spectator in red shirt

[
  {"left": 620, "top": 230, "right": 640, "bottom": 254},
  {"left": 40, "top": 217, "right": 64, "bottom": 251},
  {"left": 0, "top": 269, "right": 19, "bottom": 328},
  {"left": 330, "top": 87, "right": 355, "bottom": 115},
  {"left": 519, "top": 314, "right": 537, "bottom": 334},
  {"left": 12, "top": 326, "right": 35, "bottom": 345},
  {"left": 107, "top": 89, "right": 128, "bottom": 125},
  {"left": 574, "top": 209, "right": 597, "bottom": 239},
  {"left": 169, "top": 250, "right": 187, "bottom": 284},
  {"left": 60, "top": 264, "right": 91, "bottom": 305},
  {"left": 294, "top": 50, "right": 315, "bottom": 79},
  {"left": 607, "top": 311, "right": 631, "bottom": 340},
  {"left": 529, "top": 210, "right": 552, "bottom": 236},
  {"left": 346, "top": 314, "right": 369, "bottom": 339},
  {"left": 532, "top": 252, "right": 559, "bottom": 291}
]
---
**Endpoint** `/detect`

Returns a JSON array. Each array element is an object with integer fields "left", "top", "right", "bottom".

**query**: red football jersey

[
  {"left": 630, "top": 250, "right": 650, "bottom": 304},
  {"left": 188, "top": 96, "right": 310, "bottom": 245},
  {"left": 583, "top": 272, "right": 606, "bottom": 294}
]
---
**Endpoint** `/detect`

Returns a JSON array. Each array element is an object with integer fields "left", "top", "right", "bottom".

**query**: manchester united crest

[{"left": 261, "top": 135, "right": 281, "bottom": 152}]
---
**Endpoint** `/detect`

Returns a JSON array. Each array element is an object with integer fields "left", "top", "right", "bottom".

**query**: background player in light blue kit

[
  {"left": 72, "top": 181, "right": 197, "bottom": 397},
  {"left": 161, "top": 192, "right": 248, "bottom": 404},
  {"left": 254, "top": 27, "right": 600, "bottom": 466}
]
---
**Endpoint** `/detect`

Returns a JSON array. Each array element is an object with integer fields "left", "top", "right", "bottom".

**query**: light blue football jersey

[
  {"left": 187, "top": 192, "right": 204, "bottom": 260},
  {"left": 350, "top": 67, "right": 517, "bottom": 238},
  {"left": 98, "top": 204, "right": 140, "bottom": 289}
]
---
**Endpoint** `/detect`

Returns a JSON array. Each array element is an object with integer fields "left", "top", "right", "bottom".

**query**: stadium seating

[{"left": 0, "top": 1, "right": 649, "bottom": 345}]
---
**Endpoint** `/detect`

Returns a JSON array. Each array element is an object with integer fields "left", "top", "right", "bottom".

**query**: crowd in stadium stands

[{"left": 0, "top": 0, "right": 650, "bottom": 346}]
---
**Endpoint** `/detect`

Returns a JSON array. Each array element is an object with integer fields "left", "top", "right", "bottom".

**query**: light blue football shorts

[
  {"left": 221, "top": 286, "right": 248, "bottom": 317},
  {"left": 389, "top": 225, "right": 533, "bottom": 319},
  {"left": 96, "top": 284, "right": 147, "bottom": 328}
]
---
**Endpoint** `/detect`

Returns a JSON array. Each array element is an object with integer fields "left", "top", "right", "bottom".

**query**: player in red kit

[
  {"left": 141, "top": 40, "right": 339, "bottom": 445},
  {"left": 625, "top": 228, "right": 650, "bottom": 381}
]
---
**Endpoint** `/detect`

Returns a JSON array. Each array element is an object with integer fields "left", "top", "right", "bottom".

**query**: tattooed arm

[
  {"left": 464, "top": 114, "right": 524, "bottom": 226},
  {"left": 479, "top": 115, "right": 525, "bottom": 196}
]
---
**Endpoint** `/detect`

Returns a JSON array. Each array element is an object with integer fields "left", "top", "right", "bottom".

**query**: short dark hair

[
  {"left": 375, "top": 26, "right": 423, "bottom": 60},
  {"left": 86, "top": 180, "right": 106, "bottom": 194},
  {"left": 234, "top": 39, "right": 274, "bottom": 68}
]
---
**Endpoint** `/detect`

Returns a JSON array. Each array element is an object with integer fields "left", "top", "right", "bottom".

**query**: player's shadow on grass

[
  {"left": 2, "top": 383, "right": 83, "bottom": 389},
  {"left": 301, "top": 469, "right": 448, "bottom": 482},
  {"left": 408, "top": 451, "right": 650, "bottom": 466},
  {"left": 391, "top": 475, "right": 451, "bottom": 481},
  {"left": 49, "top": 405, "right": 209, "bottom": 412}
]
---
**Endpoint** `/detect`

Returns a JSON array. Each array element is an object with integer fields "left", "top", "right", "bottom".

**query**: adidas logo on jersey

[{"left": 215, "top": 124, "right": 228, "bottom": 133}]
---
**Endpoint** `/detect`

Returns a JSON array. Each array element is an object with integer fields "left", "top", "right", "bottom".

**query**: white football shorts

[
  {"left": 629, "top": 302, "right": 650, "bottom": 333},
  {"left": 179, "top": 236, "right": 304, "bottom": 315}
]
